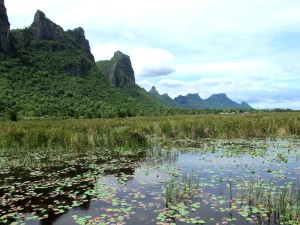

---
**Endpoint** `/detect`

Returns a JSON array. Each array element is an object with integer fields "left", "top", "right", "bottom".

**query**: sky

[{"left": 5, "top": 0, "right": 300, "bottom": 109}]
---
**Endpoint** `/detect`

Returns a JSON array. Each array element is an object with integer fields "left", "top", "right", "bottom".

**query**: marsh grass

[
  {"left": 164, "top": 171, "right": 200, "bottom": 207},
  {"left": 239, "top": 179, "right": 300, "bottom": 224},
  {"left": 0, "top": 112, "right": 299, "bottom": 156}
]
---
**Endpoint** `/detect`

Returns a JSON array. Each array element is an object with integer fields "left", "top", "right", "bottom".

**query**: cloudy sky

[{"left": 6, "top": 0, "right": 300, "bottom": 109}]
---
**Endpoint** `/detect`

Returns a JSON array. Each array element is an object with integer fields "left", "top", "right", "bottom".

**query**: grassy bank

[{"left": 0, "top": 112, "right": 299, "bottom": 154}]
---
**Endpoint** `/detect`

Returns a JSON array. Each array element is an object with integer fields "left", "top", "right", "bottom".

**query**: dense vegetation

[
  {"left": 1, "top": 113, "right": 299, "bottom": 156},
  {"left": 0, "top": 28, "right": 170, "bottom": 119}
]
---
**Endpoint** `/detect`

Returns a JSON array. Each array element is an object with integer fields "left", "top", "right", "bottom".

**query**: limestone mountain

[
  {"left": 240, "top": 101, "right": 253, "bottom": 110},
  {"left": 155, "top": 91, "right": 253, "bottom": 110},
  {"left": 30, "top": 10, "right": 65, "bottom": 41},
  {"left": 7, "top": 9, "right": 95, "bottom": 77},
  {"left": 205, "top": 93, "right": 240, "bottom": 109},
  {"left": 0, "top": 1, "right": 167, "bottom": 118},
  {"left": 174, "top": 93, "right": 209, "bottom": 109},
  {"left": 96, "top": 51, "right": 135, "bottom": 88},
  {"left": 149, "top": 88, "right": 253, "bottom": 110},
  {"left": 0, "top": 0, "right": 252, "bottom": 119},
  {"left": 173, "top": 93, "right": 252, "bottom": 110},
  {"left": 0, "top": 0, "right": 10, "bottom": 52},
  {"left": 149, "top": 86, "right": 160, "bottom": 95},
  {"left": 148, "top": 86, "right": 178, "bottom": 107},
  {"left": 66, "top": 27, "right": 94, "bottom": 62}
]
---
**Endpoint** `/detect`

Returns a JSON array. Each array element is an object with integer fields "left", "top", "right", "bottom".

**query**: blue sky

[{"left": 6, "top": 0, "right": 300, "bottom": 109}]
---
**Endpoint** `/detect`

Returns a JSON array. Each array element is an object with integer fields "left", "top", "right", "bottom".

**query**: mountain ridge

[
  {"left": 0, "top": 2, "right": 168, "bottom": 118},
  {"left": 149, "top": 87, "right": 252, "bottom": 110},
  {"left": 96, "top": 51, "right": 135, "bottom": 88},
  {"left": 148, "top": 86, "right": 178, "bottom": 107},
  {"left": 0, "top": 1, "right": 253, "bottom": 120}
]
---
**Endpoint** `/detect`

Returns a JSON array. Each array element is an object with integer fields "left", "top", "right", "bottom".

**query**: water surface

[{"left": 1, "top": 139, "right": 300, "bottom": 224}]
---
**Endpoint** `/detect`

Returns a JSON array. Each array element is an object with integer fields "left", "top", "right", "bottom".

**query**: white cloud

[
  {"left": 271, "top": 82, "right": 289, "bottom": 89},
  {"left": 159, "top": 79, "right": 184, "bottom": 87},
  {"left": 137, "top": 80, "right": 155, "bottom": 92},
  {"left": 92, "top": 44, "right": 176, "bottom": 77},
  {"left": 247, "top": 74, "right": 270, "bottom": 81},
  {"left": 122, "top": 32, "right": 135, "bottom": 40},
  {"left": 130, "top": 47, "right": 175, "bottom": 77},
  {"left": 196, "top": 78, "right": 232, "bottom": 86},
  {"left": 91, "top": 43, "right": 119, "bottom": 60},
  {"left": 177, "top": 60, "right": 272, "bottom": 76}
]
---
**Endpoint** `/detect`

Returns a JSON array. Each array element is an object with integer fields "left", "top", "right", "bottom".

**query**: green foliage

[
  {"left": 0, "top": 29, "right": 169, "bottom": 119},
  {"left": 149, "top": 87, "right": 179, "bottom": 107},
  {"left": 0, "top": 113, "right": 299, "bottom": 154},
  {"left": 9, "top": 110, "right": 18, "bottom": 121}
]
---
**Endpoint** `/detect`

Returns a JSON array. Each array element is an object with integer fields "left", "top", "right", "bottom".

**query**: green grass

[
  {"left": 239, "top": 179, "right": 300, "bottom": 224},
  {"left": 164, "top": 171, "right": 199, "bottom": 207},
  {"left": 0, "top": 112, "right": 299, "bottom": 156}
]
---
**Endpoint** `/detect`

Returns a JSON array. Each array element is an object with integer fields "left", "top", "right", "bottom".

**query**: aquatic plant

[
  {"left": 239, "top": 179, "right": 300, "bottom": 224},
  {"left": 164, "top": 171, "right": 199, "bottom": 207}
]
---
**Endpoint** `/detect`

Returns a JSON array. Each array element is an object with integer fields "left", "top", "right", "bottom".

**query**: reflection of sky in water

[
  {"left": 12, "top": 139, "right": 300, "bottom": 225},
  {"left": 178, "top": 153, "right": 265, "bottom": 168}
]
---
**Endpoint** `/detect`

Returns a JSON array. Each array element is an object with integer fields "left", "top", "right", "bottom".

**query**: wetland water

[{"left": 1, "top": 139, "right": 300, "bottom": 225}]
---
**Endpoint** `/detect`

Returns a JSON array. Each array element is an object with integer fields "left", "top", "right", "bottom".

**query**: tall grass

[
  {"left": 0, "top": 112, "right": 299, "bottom": 155},
  {"left": 240, "top": 179, "right": 300, "bottom": 224},
  {"left": 164, "top": 171, "right": 199, "bottom": 207}
]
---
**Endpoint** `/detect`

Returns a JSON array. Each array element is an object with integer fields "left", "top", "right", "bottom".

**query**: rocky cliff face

[
  {"left": 97, "top": 51, "right": 135, "bottom": 88},
  {"left": 30, "top": 10, "right": 65, "bottom": 41},
  {"left": 206, "top": 93, "right": 227, "bottom": 102},
  {"left": 30, "top": 10, "right": 94, "bottom": 62},
  {"left": 174, "top": 93, "right": 204, "bottom": 105},
  {"left": 25, "top": 10, "right": 95, "bottom": 76},
  {"left": 66, "top": 27, "right": 94, "bottom": 62},
  {"left": 0, "top": 0, "right": 10, "bottom": 52},
  {"left": 149, "top": 86, "right": 159, "bottom": 95},
  {"left": 148, "top": 86, "right": 178, "bottom": 107}
]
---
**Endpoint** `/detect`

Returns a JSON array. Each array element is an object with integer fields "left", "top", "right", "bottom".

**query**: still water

[{"left": 1, "top": 139, "right": 300, "bottom": 225}]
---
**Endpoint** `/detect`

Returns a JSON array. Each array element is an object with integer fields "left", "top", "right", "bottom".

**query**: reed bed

[
  {"left": 239, "top": 179, "right": 300, "bottom": 224},
  {"left": 164, "top": 171, "right": 200, "bottom": 207},
  {"left": 0, "top": 112, "right": 299, "bottom": 155}
]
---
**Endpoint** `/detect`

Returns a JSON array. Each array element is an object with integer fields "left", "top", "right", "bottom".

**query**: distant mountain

[
  {"left": 205, "top": 93, "right": 240, "bottom": 109},
  {"left": 174, "top": 93, "right": 209, "bottom": 109},
  {"left": 174, "top": 93, "right": 252, "bottom": 110},
  {"left": 149, "top": 87, "right": 252, "bottom": 110},
  {"left": 240, "top": 101, "right": 253, "bottom": 110},
  {"left": 148, "top": 86, "right": 178, "bottom": 107}
]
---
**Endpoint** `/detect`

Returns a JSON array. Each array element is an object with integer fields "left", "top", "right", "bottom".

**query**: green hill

[
  {"left": 148, "top": 86, "right": 179, "bottom": 107},
  {"left": 0, "top": 6, "right": 167, "bottom": 119},
  {"left": 0, "top": 0, "right": 253, "bottom": 120},
  {"left": 174, "top": 93, "right": 209, "bottom": 109},
  {"left": 205, "top": 93, "right": 240, "bottom": 109}
]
